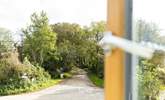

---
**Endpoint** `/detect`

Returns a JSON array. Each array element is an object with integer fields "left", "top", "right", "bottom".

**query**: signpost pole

[{"left": 105, "top": 0, "right": 125, "bottom": 100}]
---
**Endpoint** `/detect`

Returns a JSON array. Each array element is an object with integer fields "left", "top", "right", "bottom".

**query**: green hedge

[
  {"left": 0, "top": 79, "right": 61, "bottom": 95},
  {"left": 0, "top": 55, "right": 61, "bottom": 95}
]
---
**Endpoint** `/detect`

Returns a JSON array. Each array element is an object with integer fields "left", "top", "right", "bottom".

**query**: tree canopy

[{"left": 22, "top": 11, "right": 57, "bottom": 65}]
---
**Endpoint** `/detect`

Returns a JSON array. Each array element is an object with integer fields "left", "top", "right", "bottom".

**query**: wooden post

[{"left": 105, "top": 0, "right": 125, "bottom": 100}]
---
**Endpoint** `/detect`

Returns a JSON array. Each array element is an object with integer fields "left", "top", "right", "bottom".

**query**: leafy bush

[
  {"left": 0, "top": 79, "right": 61, "bottom": 95},
  {"left": 23, "top": 57, "right": 51, "bottom": 81},
  {"left": 138, "top": 60, "right": 161, "bottom": 100},
  {"left": 51, "top": 22, "right": 105, "bottom": 79},
  {"left": 138, "top": 53, "right": 165, "bottom": 100},
  {"left": 0, "top": 53, "right": 51, "bottom": 95}
]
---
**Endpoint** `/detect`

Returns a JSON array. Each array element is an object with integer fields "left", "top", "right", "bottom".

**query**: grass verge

[
  {"left": 160, "top": 85, "right": 165, "bottom": 90},
  {"left": 88, "top": 74, "right": 104, "bottom": 88},
  {"left": 0, "top": 79, "right": 62, "bottom": 96}
]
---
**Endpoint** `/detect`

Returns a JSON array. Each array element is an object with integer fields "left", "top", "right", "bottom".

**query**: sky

[
  {"left": 133, "top": 0, "right": 165, "bottom": 36},
  {"left": 0, "top": 0, "right": 106, "bottom": 32},
  {"left": 0, "top": 0, "right": 165, "bottom": 35}
]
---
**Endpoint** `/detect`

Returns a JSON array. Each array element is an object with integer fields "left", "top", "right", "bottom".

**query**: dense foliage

[
  {"left": 2, "top": 11, "right": 165, "bottom": 97},
  {"left": 21, "top": 11, "right": 105, "bottom": 79},
  {"left": 2, "top": 10, "right": 165, "bottom": 98},
  {"left": 0, "top": 11, "right": 105, "bottom": 95},
  {"left": 135, "top": 20, "right": 165, "bottom": 99},
  {"left": 52, "top": 22, "right": 105, "bottom": 78},
  {"left": 22, "top": 11, "right": 57, "bottom": 66},
  {"left": 138, "top": 57, "right": 161, "bottom": 100},
  {"left": 0, "top": 52, "right": 52, "bottom": 95}
]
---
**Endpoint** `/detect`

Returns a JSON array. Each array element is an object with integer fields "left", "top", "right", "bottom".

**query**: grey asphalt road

[{"left": 0, "top": 71, "right": 104, "bottom": 100}]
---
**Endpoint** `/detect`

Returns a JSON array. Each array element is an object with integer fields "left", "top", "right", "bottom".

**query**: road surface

[{"left": 0, "top": 70, "right": 104, "bottom": 100}]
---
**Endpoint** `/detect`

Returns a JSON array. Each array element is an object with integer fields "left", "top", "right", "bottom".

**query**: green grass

[
  {"left": 63, "top": 72, "right": 73, "bottom": 78},
  {"left": 88, "top": 74, "right": 104, "bottom": 88},
  {"left": 159, "top": 85, "right": 165, "bottom": 90},
  {"left": 0, "top": 79, "right": 62, "bottom": 96}
]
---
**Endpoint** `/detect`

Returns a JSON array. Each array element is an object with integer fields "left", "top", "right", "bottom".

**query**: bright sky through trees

[
  {"left": 0, "top": 0, "right": 106, "bottom": 32},
  {"left": 134, "top": 0, "right": 165, "bottom": 36},
  {"left": 0, "top": 0, "right": 165, "bottom": 35}
]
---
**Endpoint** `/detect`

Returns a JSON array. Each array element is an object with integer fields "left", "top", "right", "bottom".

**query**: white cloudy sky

[
  {"left": 134, "top": 0, "right": 165, "bottom": 35},
  {"left": 0, "top": 0, "right": 106, "bottom": 32},
  {"left": 0, "top": 0, "right": 165, "bottom": 35}
]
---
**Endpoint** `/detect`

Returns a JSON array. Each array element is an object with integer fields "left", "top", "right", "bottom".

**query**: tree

[
  {"left": 0, "top": 28, "right": 14, "bottom": 53},
  {"left": 52, "top": 21, "right": 105, "bottom": 78},
  {"left": 52, "top": 23, "right": 84, "bottom": 67},
  {"left": 83, "top": 21, "right": 105, "bottom": 77},
  {"left": 22, "top": 11, "right": 57, "bottom": 66},
  {"left": 135, "top": 20, "right": 165, "bottom": 99},
  {"left": 138, "top": 52, "right": 164, "bottom": 100},
  {"left": 89, "top": 21, "right": 105, "bottom": 42},
  {"left": 135, "top": 20, "right": 160, "bottom": 43}
]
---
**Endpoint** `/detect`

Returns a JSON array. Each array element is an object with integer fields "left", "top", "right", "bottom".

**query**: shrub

[
  {"left": 23, "top": 57, "right": 51, "bottom": 82},
  {"left": 0, "top": 53, "right": 51, "bottom": 95},
  {"left": 138, "top": 62, "right": 161, "bottom": 100},
  {"left": 138, "top": 51, "right": 165, "bottom": 100}
]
